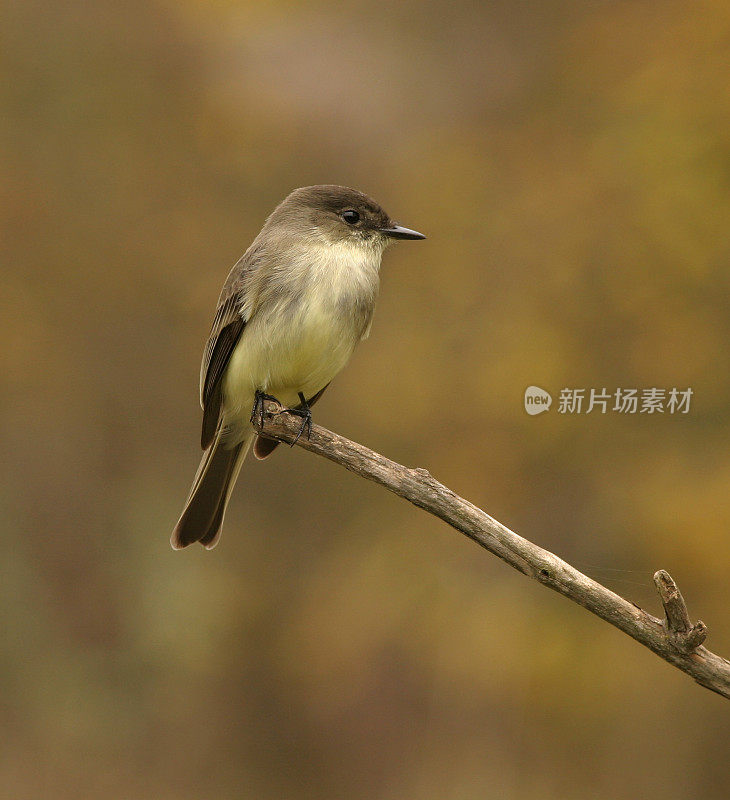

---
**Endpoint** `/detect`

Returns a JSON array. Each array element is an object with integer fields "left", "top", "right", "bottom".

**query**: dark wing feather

[{"left": 199, "top": 291, "right": 246, "bottom": 449}]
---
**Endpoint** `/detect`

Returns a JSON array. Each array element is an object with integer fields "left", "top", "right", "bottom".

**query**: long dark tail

[{"left": 171, "top": 431, "right": 251, "bottom": 550}]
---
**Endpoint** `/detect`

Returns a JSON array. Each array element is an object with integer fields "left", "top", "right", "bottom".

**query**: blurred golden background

[{"left": 3, "top": 1, "right": 730, "bottom": 797}]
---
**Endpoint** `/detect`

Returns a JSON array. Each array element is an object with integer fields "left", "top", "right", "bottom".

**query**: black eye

[{"left": 341, "top": 209, "right": 360, "bottom": 225}]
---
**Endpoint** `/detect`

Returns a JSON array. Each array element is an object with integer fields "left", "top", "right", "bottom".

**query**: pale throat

[{"left": 296, "top": 234, "right": 384, "bottom": 299}]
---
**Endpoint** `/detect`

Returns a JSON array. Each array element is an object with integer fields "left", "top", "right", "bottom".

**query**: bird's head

[{"left": 268, "top": 185, "right": 426, "bottom": 251}]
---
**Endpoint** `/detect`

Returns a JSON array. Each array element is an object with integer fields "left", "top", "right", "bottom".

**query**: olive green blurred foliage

[{"left": 3, "top": 0, "right": 730, "bottom": 797}]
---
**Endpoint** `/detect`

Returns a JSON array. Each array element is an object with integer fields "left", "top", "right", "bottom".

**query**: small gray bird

[{"left": 172, "top": 185, "right": 425, "bottom": 550}]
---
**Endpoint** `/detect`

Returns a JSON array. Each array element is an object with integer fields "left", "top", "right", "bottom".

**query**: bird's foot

[
  {"left": 251, "top": 390, "right": 281, "bottom": 428},
  {"left": 284, "top": 392, "right": 313, "bottom": 446}
]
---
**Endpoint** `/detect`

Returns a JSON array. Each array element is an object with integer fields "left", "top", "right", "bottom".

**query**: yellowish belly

[{"left": 222, "top": 298, "right": 360, "bottom": 426}]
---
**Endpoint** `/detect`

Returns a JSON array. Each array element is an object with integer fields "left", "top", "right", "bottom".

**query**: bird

[{"left": 171, "top": 185, "right": 425, "bottom": 550}]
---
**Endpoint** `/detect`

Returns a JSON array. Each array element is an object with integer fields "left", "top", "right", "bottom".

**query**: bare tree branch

[{"left": 253, "top": 399, "right": 730, "bottom": 700}]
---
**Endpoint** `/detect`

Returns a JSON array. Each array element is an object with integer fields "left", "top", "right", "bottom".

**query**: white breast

[{"left": 222, "top": 239, "right": 381, "bottom": 429}]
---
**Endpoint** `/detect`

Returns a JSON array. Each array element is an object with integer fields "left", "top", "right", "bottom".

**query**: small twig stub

[{"left": 653, "top": 570, "right": 708, "bottom": 653}]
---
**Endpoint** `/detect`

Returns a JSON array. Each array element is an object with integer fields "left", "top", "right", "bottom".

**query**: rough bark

[{"left": 252, "top": 399, "right": 730, "bottom": 700}]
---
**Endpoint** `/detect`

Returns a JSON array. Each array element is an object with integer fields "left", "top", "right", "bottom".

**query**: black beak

[{"left": 379, "top": 224, "right": 426, "bottom": 240}]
